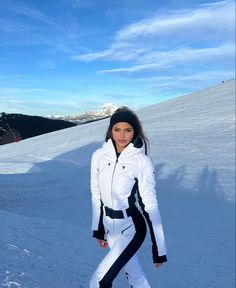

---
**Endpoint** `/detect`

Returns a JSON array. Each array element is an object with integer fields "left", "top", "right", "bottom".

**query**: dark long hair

[{"left": 105, "top": 107, "right": 149, "bottom": 154}]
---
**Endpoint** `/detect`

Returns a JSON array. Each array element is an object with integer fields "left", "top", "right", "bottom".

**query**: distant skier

[{"left": 90, "top": 107, "right": 167, "bottom": 288}]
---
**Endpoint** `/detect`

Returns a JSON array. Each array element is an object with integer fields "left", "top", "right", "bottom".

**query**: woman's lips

[{"left": 118, "top": 140, "right": 127, "bottom": 144}]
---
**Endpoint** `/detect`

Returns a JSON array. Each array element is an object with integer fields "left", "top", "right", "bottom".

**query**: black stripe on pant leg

[{"left": 99, "top": 209, "right": 146, "bottom": 288}]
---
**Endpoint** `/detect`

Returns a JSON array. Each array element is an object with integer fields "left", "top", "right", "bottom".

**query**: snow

[{"left": 0, "top": 80, "right": 235, "bottom": 287}]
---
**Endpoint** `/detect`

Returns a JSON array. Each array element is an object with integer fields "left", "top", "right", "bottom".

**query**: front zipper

[{"left": 110, "top": 157, "right": 118, "bottom": 231}]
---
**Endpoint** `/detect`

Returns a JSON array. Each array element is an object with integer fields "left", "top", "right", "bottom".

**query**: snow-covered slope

[
  {"left": 0, "top": 80, "right": 235, "bottom": 288},
  {"left": 138, "top": 79, "right": 235, "bottom": 201}
]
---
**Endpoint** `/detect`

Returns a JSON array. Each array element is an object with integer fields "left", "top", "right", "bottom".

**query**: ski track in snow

[{"left": 0, "top": 81, "right": 235, "bottom": 287}]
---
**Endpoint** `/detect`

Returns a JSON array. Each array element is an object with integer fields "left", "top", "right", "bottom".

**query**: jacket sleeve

[
  {"left": 137, "top": 155, "right": 167, "bottom": 263},
  {"left": 90, "top": 151, "right": 105, "bottom": 240}
]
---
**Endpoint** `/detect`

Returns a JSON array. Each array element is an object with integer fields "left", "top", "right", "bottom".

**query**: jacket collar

[{"left": 103, "top": 138, "right": 145, "bottom": 159}]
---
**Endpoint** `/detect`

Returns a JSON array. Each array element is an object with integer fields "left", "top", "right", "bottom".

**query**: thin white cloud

[
  {"left": 38, "top": 60, "right": 57, "bottom": 70},
  {"left": 139, "top": 43, "right": 235, "bottom": 64},
  {"left": 97, "top": 43, "right": 235, "bottom": 75},
  {"left": 150, "top": 73, "right": 234, "bottom": 91},
  {"left": 0, "top": 18, "right": 32, "bottom": 33},
  {"left": 1, "top": 0, "right": 55, "bottom": 25},
  {"left": 97, "top": 63, "right": 167, "bottom": 75},
  {"left": 135, "top": 70, "right": 235, "bottom": 83},
  {"left": 72, "top": 40, "right": 147, "bottom": 62},
  {"left": 0, "top": 2, "right": 82, "bottom": 55},
  {"left": 72, "top": 50, "right": 114, "bottom": 62},
  {"left": 74, "top": 0, "right": 235, "bottom": 64},
  {"left": 60, "top": 0, "right": 95, "bottom": 8},
  {"left": 116, "top": 0, "right": 234, "bottom": 41},
  {"left": 72, "top": 45, "right": 145, "bottom": 62}
]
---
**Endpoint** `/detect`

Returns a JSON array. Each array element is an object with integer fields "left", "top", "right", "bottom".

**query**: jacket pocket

[{"left": 121, "top": 224, "right": 136, "bottom": 238}]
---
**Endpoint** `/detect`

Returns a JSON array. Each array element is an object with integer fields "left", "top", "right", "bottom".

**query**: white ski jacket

[{"left": 90, "top": 138, "right": 167, "bottom": 263}]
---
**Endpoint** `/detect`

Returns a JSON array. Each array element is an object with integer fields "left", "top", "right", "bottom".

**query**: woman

[{"left": 90, "top": 107, "right": 167, "bottom": 288}]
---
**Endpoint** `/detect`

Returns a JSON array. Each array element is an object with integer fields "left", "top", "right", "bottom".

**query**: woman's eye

[{"left": 113, "top": 128, "right": 133, "bottom": 133}]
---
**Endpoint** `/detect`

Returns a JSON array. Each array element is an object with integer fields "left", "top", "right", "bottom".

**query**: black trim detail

[
  {"left": 121, "top": 224, "right": 133, "bottom": 235},
  {"left": 105, "top": 206, "right": 124, "bottom": 219},
  {"left": 135, "top": 178, "right": 167, "bottom": 264},
  {"left": 93, "top": 200, "right": 105, "bottom": 240},
  {"left": 127, "top": 178, "right": 138, "bottom": 207},
  {"left": 104, "top": 206, "right": 135, "bottom": 219},
  {"left": 156, "top": 255, "right": 167, "bottom": 263}
]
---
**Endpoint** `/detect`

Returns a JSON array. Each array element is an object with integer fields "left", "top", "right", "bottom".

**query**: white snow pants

[{"left": 90, "top": 207, "right": 150, "bottom": 288}]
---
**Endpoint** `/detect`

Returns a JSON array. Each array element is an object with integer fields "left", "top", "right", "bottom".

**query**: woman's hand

[
  {"left": 97, "top": 239, "right": 108, "bottom": 249},
  {"left": 155, "top": 263, "right": 164, "bottom": 268}
]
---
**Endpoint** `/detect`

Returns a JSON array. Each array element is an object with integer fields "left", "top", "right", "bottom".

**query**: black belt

[{"left": 104, "top": 206, "right": 134, "bottom": 219}]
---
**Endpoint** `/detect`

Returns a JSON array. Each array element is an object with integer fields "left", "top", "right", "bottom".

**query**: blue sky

[{"left": 0, "top": 0, "right": 235, "bottom": 116}]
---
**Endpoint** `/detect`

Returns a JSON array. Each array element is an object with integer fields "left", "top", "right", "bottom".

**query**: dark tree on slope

[
  {"left": 0, "top": 113, "right": 77, "bottom": 145},
  {"left": 0, "top": 128, "right": 22, "bottom": 145}
]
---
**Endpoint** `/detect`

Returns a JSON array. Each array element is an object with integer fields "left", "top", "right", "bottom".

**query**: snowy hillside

[{"left": 0, "top": 80, "right": 235, "bottom": 288}]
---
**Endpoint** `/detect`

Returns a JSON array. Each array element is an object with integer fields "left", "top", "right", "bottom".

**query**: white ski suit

[{"left": 90, "top": 138, "right": 167, "bottom": 288}]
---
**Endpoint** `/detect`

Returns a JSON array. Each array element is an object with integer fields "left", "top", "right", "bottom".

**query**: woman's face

[{"left": 112, "top": 122, "right": 134, "bottom": 153}]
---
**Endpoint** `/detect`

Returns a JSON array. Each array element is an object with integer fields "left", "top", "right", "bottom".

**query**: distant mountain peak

[{"left": 47, "top": 103, "right": 119, "bottom": 124}]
